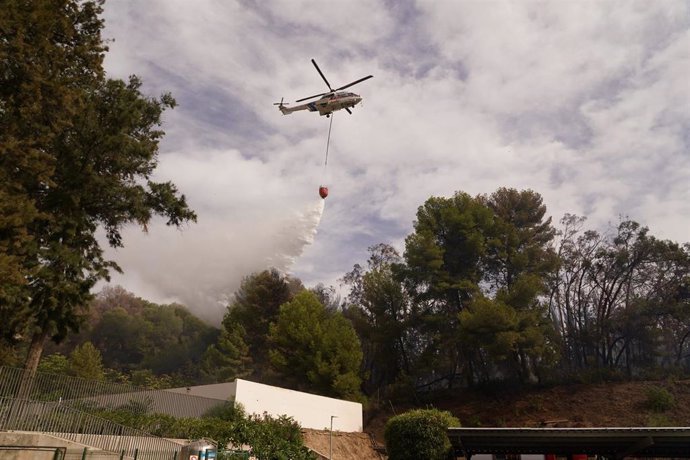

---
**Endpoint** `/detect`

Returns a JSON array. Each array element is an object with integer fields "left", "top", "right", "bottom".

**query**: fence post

[{"left": 81, "top": 447, "right": 87, "bottom": 460}]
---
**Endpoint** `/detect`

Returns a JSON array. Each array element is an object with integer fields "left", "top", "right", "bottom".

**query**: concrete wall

[
  {"left": 233, "top": 379, "right": 362, "bottom": 432},
  {"left": 165, "top": 379, "right": 363, "bottom": 432},
  {"left": 0, "top": 431, "right": 119, "bottom": 460}
]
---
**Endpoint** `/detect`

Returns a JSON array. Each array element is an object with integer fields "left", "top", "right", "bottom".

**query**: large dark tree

[
  {"left": 269, "top": 290, "right": 363, "bottom": 401},
  {"left": 401, "top": 192, "right": 494, "bottom": 388},
  {"left": 0, "top": 0, "right": 196, "bottom": 377},
  {"left": 343, "top": 244, "right": 416, "bottom": 396},
  {"left": 400, "top": 189, "right": 559, "bottom": 387},
  {"left": 218, "top": 269, "right": 302, "bottom": 381}
]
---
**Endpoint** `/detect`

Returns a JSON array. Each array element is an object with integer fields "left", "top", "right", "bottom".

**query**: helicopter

[{"left": 275, "top": 59, "right": 372, "bottom": 118}]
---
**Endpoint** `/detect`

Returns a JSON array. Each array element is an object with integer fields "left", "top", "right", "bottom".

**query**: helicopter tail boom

[{"left": 274, "top": 99, "right": 313, "bottom": 115}]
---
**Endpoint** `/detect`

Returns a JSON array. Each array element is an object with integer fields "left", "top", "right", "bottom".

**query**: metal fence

[
  {"left": 0, "top": 397, "right": 183, "bottom": 460},
  {"left": 0, "top": 366, "right": 225, "bottom": 418}
]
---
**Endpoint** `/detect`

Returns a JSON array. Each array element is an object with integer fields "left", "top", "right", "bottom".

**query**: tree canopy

[
  {"left": 0, "top": 0, "right": 196, "bottom": 374},
  {"left": 269, "top": 290, "right": 364, "bottom": 401}
]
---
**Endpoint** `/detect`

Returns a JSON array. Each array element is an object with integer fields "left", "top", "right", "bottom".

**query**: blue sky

[{"left": 99, "top": 0, "right": 690, "bottom": 322}]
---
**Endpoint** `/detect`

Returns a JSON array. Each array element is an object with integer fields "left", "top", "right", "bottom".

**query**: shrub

[
  {"left": 384, "top": 408, "right": 460, "bottom": 460},
  {"left": 647, "top": 413, "right": 674, "bottom": 427},
  {"left": 645, "top": 386, "right": 675, "bottom": 412}
]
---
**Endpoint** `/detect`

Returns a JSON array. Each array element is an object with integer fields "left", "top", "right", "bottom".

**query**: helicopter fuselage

[{"left": 278, "top": 91, "right": 362, "bottom": 117}]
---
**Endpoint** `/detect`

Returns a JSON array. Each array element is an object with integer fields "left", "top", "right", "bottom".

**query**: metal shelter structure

[{"left": 448, "top": 427, "right": 690, "bottom": 459}]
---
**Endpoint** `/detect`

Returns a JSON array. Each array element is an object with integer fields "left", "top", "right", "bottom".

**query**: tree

[
  {"left": 478, "top": 189, "right": 559, "bottom": 382},
  {"left": 400, "top": 189, "right": 559, "bottom": 387},
  {"left": 38, "top": 353, "right": 70, "bottom": 375},
  {"left": 481, "top": 188, "right": 557, "bottom": 291},
  {"left": 1, "top": 0, "right": 103, "bottom": 312},
  {"left": 220, "top": 269, "right": 302, "bottom": 381},
  {"left": 401, "top": 192, "right": 494, "bottom": 387},
  {"left": 83, "top": 289, "right": 218, "bottom": 381},
  {"left": 548, "top": 216, "right": 690, "bottom": 376},
  {"left": 384, "top": 408, "right": 460, "bottom": 460},
  {"left": 246, "top": 414, "right": 315, "bottom": 460},
  {"left": 342, "top": 244, "right": 416, "bottom": 396},
  {"left": 1, "top": 0, "right": 197, "bottom": 379},
  {"left": 269, "top": 290, "right": 363, "bottom": 401},
  {"left": 89, "top": 307, "right": 148, "bottom": 370},
  {"left": 69, "top": 341, "right": 104, "bottom": 380},
  {"left": 201, "top": 325, "right": 252, "bottom": 382}
]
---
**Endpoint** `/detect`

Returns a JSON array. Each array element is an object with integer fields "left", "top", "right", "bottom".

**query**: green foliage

[
  {"left": 84, "top": 288, "right": 218, "bottom": 383},
  {"left": 88, "top": 403, "right": 312, "bottom": 459},
  {"left": 342, "top": 244, "right": 416, "bottom": 396},
  {"left": 129, "top": 369, "right": 174, "bottom": 389},
  {"left": 246, "top": 413, "right": 315, "bottom": 460},
  {"left": 398, "top": 188, "right": 558, "bottom": 387},
  {"left": 203, "top": 401, "right": 246, "bottom": 422},
  {"left": 459, "top": 298, "right": 520, "bottom": 361},
  {"left": 220, "top": 270, "right": 302, "bottom": 380},
  {"left": 269, "top": 290, "right": 364, "bottom": 401},
  {"left": 645, "top": 386, "right": 675, "bottom": 412},
  {"left": 401, "top": 193, "right": 494, "bottom": 386},
  {"left": 384, "top": 408, "right": 460, "bottom": 460},
  {"left": 481, "top": 188, "right": 557, "bottom": 292},
  {"left": 69, "top": 341, "right": 104, "bottom": 380},
  {"left": 38, "top": 353, "right": 70, "bottom": 375},
  {"left": 201, "top": 324, "right": 252, "bottom": 383},
  {"left": 646, "top": 413, "right": 675, "bottom": 427},
  {"left": 0, "top": 0, "right": 196, "bottom": 374}
]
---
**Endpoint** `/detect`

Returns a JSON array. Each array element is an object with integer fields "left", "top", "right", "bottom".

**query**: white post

[{"left": 330, "top": 415, "right": 338, "bottom": 459}]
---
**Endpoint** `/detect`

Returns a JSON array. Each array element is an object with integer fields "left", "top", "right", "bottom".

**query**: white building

[{"left": 166, "top": 379, "right": 363, "bottom": 432}]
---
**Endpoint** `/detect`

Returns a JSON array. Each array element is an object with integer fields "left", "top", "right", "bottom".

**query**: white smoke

[{"left": 102, "top": 149, "right": 327, "bottom": 324}]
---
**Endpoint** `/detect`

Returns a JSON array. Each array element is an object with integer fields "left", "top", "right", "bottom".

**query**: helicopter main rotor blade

[
  {"left": 335, "top": 75, "right": 373, "bottom": 91},
  {"left": 312, "top": 59, "right": 333, "bottom": 91},
  {"left": 295, "top": 92, "right": 330, "bottom": 103}
]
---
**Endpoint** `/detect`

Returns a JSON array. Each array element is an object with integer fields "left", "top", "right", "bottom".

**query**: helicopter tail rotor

[{"left": 274, "top": 98, "right": 293, "bottom": 115}]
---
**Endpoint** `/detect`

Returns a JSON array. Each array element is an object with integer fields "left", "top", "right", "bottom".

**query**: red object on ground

[{"left": 319, "top": 186, "right": 329, "bottom": 199}]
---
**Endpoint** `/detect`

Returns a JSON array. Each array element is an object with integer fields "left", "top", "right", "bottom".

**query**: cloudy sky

[{"left": 99, "top": 0, "right": 690, "bottom": 323}]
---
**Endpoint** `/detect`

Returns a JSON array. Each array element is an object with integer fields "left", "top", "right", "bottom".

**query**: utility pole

[{"left": 330, "top": 415, "right": 338, "bottom": 459}]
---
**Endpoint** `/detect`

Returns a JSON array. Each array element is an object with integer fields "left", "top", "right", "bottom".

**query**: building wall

[
  {"left": 233, "top": 379, "right": 362, "bottom": 432},
  {"left": 166, "top": 379, "right": 363, "bottom": 432}
]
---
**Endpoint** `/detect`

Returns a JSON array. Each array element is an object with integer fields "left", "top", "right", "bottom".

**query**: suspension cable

[{"left": 324, "top": 114, "right": 334, "bottom": 168}]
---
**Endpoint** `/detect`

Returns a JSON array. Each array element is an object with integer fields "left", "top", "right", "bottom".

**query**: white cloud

[{"left": 99, "top": 0, "right": 690, "bottom": 321}]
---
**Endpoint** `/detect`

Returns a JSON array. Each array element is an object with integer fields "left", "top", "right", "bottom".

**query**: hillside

[{"left": 365, "top": 379, "right": 690, "bottom": 444}]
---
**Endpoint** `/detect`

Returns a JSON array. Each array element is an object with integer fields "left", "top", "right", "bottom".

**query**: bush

[
  {"left": 645, "top": 386, "right": 675, "bottom": 412},
  {"left": 646, "top": 413, "right": 675, "bottom": 427},
  {"left": 384, "top": 408, "right": 460, "bottom": 460}
]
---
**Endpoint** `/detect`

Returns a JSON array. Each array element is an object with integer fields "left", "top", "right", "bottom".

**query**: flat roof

[{"left": 448, "top": 427, "right": 690, "bottom": 458}]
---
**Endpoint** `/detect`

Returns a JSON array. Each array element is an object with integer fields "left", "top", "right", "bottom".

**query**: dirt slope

[
  {"left": 365, "top": 379, "right": 690, "bottom": 444},
  {"left": 302, "top": 429, "right": 385, "bottom": 460}
]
